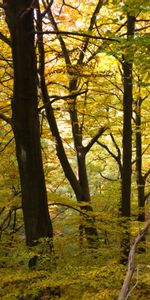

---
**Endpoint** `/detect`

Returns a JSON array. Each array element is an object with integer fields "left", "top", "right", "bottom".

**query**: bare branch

[
  {"left": 59, "top": 0, "right": 79, "bottom": 14},
  {"left": 143, "top": 168, "right": 150, "bottom": 181},
  {"left": 0, "top": 137, "right": 14, "bottom": 152},
  {"left": 0, "top": 32, "right": 11, "bottom": 46},
  {"left": 99, "top": 170, "right": 119, "bottom": 181},
  {"left": 36, "top": 4, "right": 82, "bottom": 199},
  {"left": 0, "top": 112, "right": 12, "bottom": 125},
  {"left": 110, "top": 132, "right": 121, "bottom": 159},
  {"left": 38, "top": 90, "right": 87, "bottom": 111},
  {"left": 0, "top": 207, "right": 5, "bottom": 216},
  {"left": 49, "top": 202, "right": 91, "bottom": 218},
  {"left": 134, "top": 25, "right": 150, "bottom": 32},
  {"left": 142, "top": 143, "right": 150, "bottom": 156},
  {"left": 118, "top": 221, "right": 150, "bottom": 300},
  {"left": 145, "top": 191, "right": 150, "bottom": 202},
  {"left": 41, "top": 0, "right": 54, "bottom": 18},
  {"left": 84, "top": 126, "right": 107, "bottom": 155},
  {"left": 78, "top": 0, "right": 103, "bottom": 64},
  {"left": 35, "top": 30, "right": 120, "bottom": 43},
  {"left": 97, "top": 140, "right": 118, "bottom": 161},
  {"left": 0, "top": 206, "right": 22, "bottom": 238},
  {"left": 43, "top": 8, "right": 71, "bottom": 66}
]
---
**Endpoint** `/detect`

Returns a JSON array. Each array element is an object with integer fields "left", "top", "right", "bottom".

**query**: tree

[
  {"left": 0, "top": 1, "right": 150, "bottom": 299},
  {"left": 35, "top": 0, "right": 109, "bottom": 248},
  {"left": 3, "top": 0, "right": 53, "bottom": 248}
]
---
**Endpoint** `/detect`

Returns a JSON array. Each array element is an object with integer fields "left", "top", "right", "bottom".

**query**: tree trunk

[
  {"left": 121, "top": 13, "right": 135, "bottom": 216},
  {"left": 121, "top": 63, "right": 133, "bottom": 217},
  {"left": 120, "top": 13, "right": 135, "bottom": 263},
  {"left": 5, "top": 0, "right": 53, "bottom": 247},
  {"left": 135, "top": 98, "right": 145, "bottom": 222},
  {"left": 36, "top": 6, "right": 99, "bottom": 248},
  {"left": 68, "top": 78, "right": 99, "bottom": 247}
]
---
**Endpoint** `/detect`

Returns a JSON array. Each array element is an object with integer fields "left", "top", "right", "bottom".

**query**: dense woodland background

[{"left": 0, "top": 0, "right": 150, "bottom": 299}]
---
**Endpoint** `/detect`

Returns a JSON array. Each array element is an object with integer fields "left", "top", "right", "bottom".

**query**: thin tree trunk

[
  {"left": 134, "top": 96, "right": 146, "bottom": 253},
  {"left": 135, "top": 98, "right": 145, "bottom": 222},
  {"left": 36, "top": 6, "right": 82, "bottom": 201},
  {"left": 120, "top": 13, "right": 135, "bottom": 263},
  {"left": 5, "top": 0, "right": 53, "bottom": 247},
  {"left": 118, "top": 221, "right": 150, "bottom": 300},
  {"left": 69, "top": 78, "right": 99, "bottom": 247},
  {"left": 36, "top": 6, "right": 99, "bottom": 248}
]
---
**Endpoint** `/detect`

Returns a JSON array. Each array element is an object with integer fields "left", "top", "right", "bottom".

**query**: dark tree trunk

[
  {"left": 135, "top": 97, "right": 146, "bottom": 253},
  {"left": 5, "top": 0, "right": 53, "bottom": 247},
  {"left": 135, "top": 98, "right": 145, "bottom": 222},
  {"left": 68, "top": 78, "right": 99, "bottom": 247},
  {"left": 77, "top": 153, "right": 99, "bottom": 247},
  {"left": 36, "top": 6, "right": 99, "bottom": 248},
  {"left": 121, "top": 66, "right": 133, "bottom": 217},
  {"left": 120, "top": 13, "right": 135, "bottom": 263},
  {"left": 121, "top": 14, "right": 135, "bottom": 217},
  {"left": 36, "top": 6, "right": 82, "bottom": 202}
]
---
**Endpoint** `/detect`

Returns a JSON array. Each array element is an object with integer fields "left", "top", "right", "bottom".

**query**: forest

[{"left": 0, "top": 0, "right": 150, "bottom": 299}]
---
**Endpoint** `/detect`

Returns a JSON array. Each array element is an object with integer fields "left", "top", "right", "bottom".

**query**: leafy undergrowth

[
  {"left": 1, "top": 230, "right": 150, "bottom": 300},
  {"left": 1, "top": 197, "right": 150, "bottom": 299}
]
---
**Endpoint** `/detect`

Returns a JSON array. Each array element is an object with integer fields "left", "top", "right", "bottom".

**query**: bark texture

[
  {"left": 5, "top": 0, "right": 53, "bottom": 247},
  {"left": 121, "top": 13, "right": 135, "bottom": 217},
  {"left": 135, "top": 97, "right": 145, "bottom": 222},
  {"left": 120, "top": 13, "right": 135, "bottom": 263}
]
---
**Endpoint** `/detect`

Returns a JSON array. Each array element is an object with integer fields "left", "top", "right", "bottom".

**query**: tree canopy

[{"left": 0, "top": 1, "right": 150, "bottom": 299}]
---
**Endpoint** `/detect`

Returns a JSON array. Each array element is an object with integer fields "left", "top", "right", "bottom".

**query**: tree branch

[
  {"left": 118, "top": 221, "right": 150, "bottom": 300},
  {"left": 99, "top": 170, "right": 119, "bottom": 181},
  {"left": 38, "top": 90, "right": 87, "bottom": 111},
  {"left": 84, "top": 126, "right": 107, "bottom": 155},
  {"left": 36, "top": 4, "right": 82, "bottom": 200},
  {"left": 0, "top": 137, "right": 14, "bottom": 152},
  {"left": 143, "top": 168, "right": 150, "bottom": 181},
  {"left": 145, "top": 191, "right": 150, "bottom": 202},
  {"left": 35, "top": 30, "right": 120, "bottom": 43},
  {"left": 44, "top": 9, "right": 71, "bottom": 66},
  {"left": 110, "top": 132, "right": 121, "bottom": 159},
  {"left": 97, "top": 139, "right": 123, "bottom": 176},
  {"left": 78, "top": 0, "right": 103, "bottom": 64},
  {"left": 0, "top": 32, "right": 11, "bottom": 46},
  {"left": 97, "top": 140, "right": 118, "bottom": 161},
  {"left": 49, "top": 202, "right": 91, "bottom": 218},
  {"left": 41, "top": 0, "right": 54, "bottom": 18},
  {"left": 0, "top": 112, "right": 12, "bottom": 125}
]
